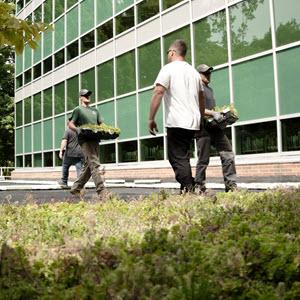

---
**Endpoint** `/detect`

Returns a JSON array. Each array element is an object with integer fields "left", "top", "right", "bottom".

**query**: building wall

[{"left": 14, "top": 0, "right": 300, "bottom": 180}]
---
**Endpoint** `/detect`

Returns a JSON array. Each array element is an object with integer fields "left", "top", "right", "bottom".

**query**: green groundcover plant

[{"left": 0, "top": 189, "right": 300, "bottom": 299}]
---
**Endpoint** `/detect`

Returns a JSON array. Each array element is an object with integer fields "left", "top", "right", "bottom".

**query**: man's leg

[
  {"left": 167, "top": 128, "right": 195, "bottom": 192},
  {"left": 61, "top": 157, "right": 71, "bottom": 186},
  {"left": 74, "top": 158, "right": 84, "bottom": 178}
]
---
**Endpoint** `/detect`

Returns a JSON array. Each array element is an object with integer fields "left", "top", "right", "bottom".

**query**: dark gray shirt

[
  {"left": 63, "top": 128, "right": 84, "bottom": 158},
  {"left": 203, "top": 84, "right": 216, "bottom": 110}
]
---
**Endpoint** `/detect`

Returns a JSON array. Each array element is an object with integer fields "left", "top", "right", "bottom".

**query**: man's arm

[
  {"left": 149, "top": 84, "right": 166, "bottom": 135},
  {"left": 68, "top": 120, "right": 79, "bottom": 132},
  {"left": 199, "top": 90, "right": 205, "bottom": 118},
  {"left": 59, "top": 139, "right": 67, "bottom": 159}
]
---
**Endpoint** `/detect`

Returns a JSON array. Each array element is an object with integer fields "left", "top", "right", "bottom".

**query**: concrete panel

[
  {"left": 65, "top": 59, "right": 80, "bottom": 79},
  {"left": 136, "top": 17, "right": 161, "bottom": 47},
  {"left": 52, "top": 66, "right": 66, "bottom": 85},
  {"left": 115, "top": 30, "right": 135, "bottom": 56},
  {"left": 80, "top": 50, "right": 96, "bottom": 72},
  {"left": 192, "top": 0, "right": 226, "bottom": 20},
  {"left": 96, "top": 42, "right": 114, "bottom": 65}
]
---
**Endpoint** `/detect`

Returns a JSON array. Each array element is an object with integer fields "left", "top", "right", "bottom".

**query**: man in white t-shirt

[{"left": 148, "top": 39, "right": 205, "bottom": 193}]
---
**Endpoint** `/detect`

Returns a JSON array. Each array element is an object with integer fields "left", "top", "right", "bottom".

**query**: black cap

[
  {"left": 197, "top": 64, "right": 214, "bottom": 73},
  {"left": 79, "top": 89, "right": 92, "bottom": 97}
]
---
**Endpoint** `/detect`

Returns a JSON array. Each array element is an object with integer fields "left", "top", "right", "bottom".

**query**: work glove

[{"left": 212, "top": 111, "right": 223, "bottom": 122}]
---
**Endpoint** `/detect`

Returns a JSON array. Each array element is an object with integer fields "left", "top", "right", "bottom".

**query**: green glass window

[
  {"left": 44, "top": 0, "right": 53, "bottom": 23},
  {"left": 97, "top": 19, "right": 113, "bottom": 45},
  {"left": 67, "top": 40, "right": 79, "bottom": 61},
  {"left": 17, "top": 0, "right": 24, "bottom": 13},
  {"left": 54, "top": 115, "right": 66, "bottom": 148},
  {"left": 16, "top": 128, "right": 23, "bottom": 154},
  {"left": 16, "top": 156, "right": 23, "bottom": 167},
  {"left": 33, "top": 122, "right": 42, "bottom": 151},
  {"left": 34, "top": 5, "right": 42, "bottom": 22},
  {"left": 67, "top": 0, "right": 77, "bottom": 9},
  {"left": 43, "top": 56, "right": 53, "bottom": 74},
  {"left": 232, "top": 55, "right": 276, "bottom": 121},
  {"left": 33, "top": 92, "right": 42, "bottom": 121},
  {"left": 33, "top": 63, "right": 42, "bottom": 79},
  {"left": 25, "top": 155, "right": 32, "bottom": 167},
  {"left": 117, "top": 95, "right": 137, "bottom": 139},
  {"left": 210, "top": 68, "right": 230, "bottom": 108},
  {"left": 274, "top": 0, "right": 300, "bottom": 46},
  {"left": 139, "top": 89, "right": 163, "bottom": 137},
  {"left": 24, "top": 125, "right": 32, "bottom": 153},
  {"left": 43, "top": 87, "right": 53, "bottom": 119},
  {"left": 34, "top": 153, "right": 42, "bottom": 167},
  {"left": 24, "top": 69, "right": 32, "bottom": 84},
  {"left": 43, "top": 31, "right": 53, "bottom": 58},
  {"left": 44, "top": 151, "right": 53, "bottom": 167},
  {"left": 43, "top": 119, "right": 53, "bottom": 150},
  {"left": 235, "top": 121, "right": 277, "bottom": 155},
  {"left": 116, "top": 51, "right": 136, "bottom": 96},
  {"left": 194, "top": 10, "right": 228, "bottom": 67},
  {"left": 277, "top": 46, "right": 300, "bottom": 115},
  {"left": 141, "top": 137, "right": 164, "bottom": 161},
  {"left": 16, "top": 54, "right": 23, "bottom": 75},
  {"left": 33, "top": 40, "right": 42, "bottom": 64},
  {"left": 24, "top": 44, "right": 32, "bottom": 70},
  {"left": 118, "top": 140, "right": 137, "bottom": 162},
  {"left": 16, "top": 75, "right": 22, "bottom": 89},
  {"left": 116, "top": 8, "right": 135, "bottom": 35},
  {"left": 163, "top": 0, "right": 182, "bottom": 10},
  {"left": 137, "top": 0, "right": 159, "bottom": 24},
  {"left": 81, "top": 31, "right": 95, "bottom": 54},
  {"left": 230, "top": 0, "right": 272, "bottom": 60},
  {"left": 138, "top": 39, "right": 161, "bottom": 88},
  {"left": 54, "top": 17, "right": 65, "bottom": 51},
  {"left": 24, "top": 97, "right": 32, "bottom": 124},
  {"left": 54, "top": 82, "right": 65, "bottom": 115},
  {"left": 54, "top": 49, "right": 65, "bottom": 68},
  {"left": 55, "top": 151, "right": 62, "bottom": 166},
  {"left": 100, "top": 143, "right": 116, "bottom": 163},
  {"left": 164, "top": 26, "right": 191, "bottom": 64},
  {"left": 96, "top": 0, "right": 113, "bottom": 24},
  {"left": 16, "top": 101, "right": 23, "bottom": 127},
  {"left": 67, "top": 75, "right": 79, "bottom": 111},
  {"left": 97, "top": 101, "right": 114, "bottom": 125},
  {"left": 282, "top": 117, "right": 300, "bottom": 151},
  {"left": 97, "top": 59, "right": 114, "bottom": 101},
  {"left": 55, "top": 0, "right": 64, "bottom": 19},
  {"left": 67, "top": 5, "right": 79, "bottom": 43},
  {"left": 115, "top": 0, "right": 133, "bottom": 14},
  {"left": 81, "top": 68, "right": 95, "bottom": 103},
  {"left": 80, "top": 0, "right": 94, "bottom": 34}
]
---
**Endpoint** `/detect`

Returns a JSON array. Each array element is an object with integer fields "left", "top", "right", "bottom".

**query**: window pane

[
  {"left": 16, "top": 54, "right": 23, "bottom": 75},
  {"left": 230, "top": 0, "right": 272, "bottom": 60},
  {"left": 67, "top": 75, "right": 79, "bottom": 111},
  {"left": 33, "top": 93, "right": 42, "bottom": 121},
  {"left": 97, "top": 59, "right": 114, "bottom": 101},
  {"left": 115, "top": 0, "right": 133, "bottom": 13},
  {"left": 34, "top": 153, "right": 42, "bottom": 167},
  {"left": 54, "top": 16, "right": 65, "bottom": 51},
  {"left": 34, "top": 5, "right": 42, "bottom": 22},
  {"left": 80, "top": 0, "right": 94, "bottom": 34},
  {"left": 24, "top": 44, "right": 32, "bottom": 70},
  {"left": 54, "top": 151, "right": 62, "bottom": 166},
  {"left": 97, "top": 101, "right": 114, "bottom": 125},
  {"left": 55, "top": 0, "right": 64, "bottom": 19},
  {"left": 43, "top": 56, "right": 53, "bottom": 74},
  {"left": 33, "top": 122, "right": 42, "bottom": 151},
  {"left": 141, "top": 137, "right": 164, "bottom": 161},
  {"left": 24, "top": 97, "right": 32, "bottom": 124},
  {"left": 210, "top": 67, "right": 230, "bottom": 108},
  {"left": 44, "top": 151, "right": 53, "bottom": 167},
  {"left": 164, "top": 25, "right": 191, "bottom": 64},
  {"left": 67, "top": 5, "right": 79, "bottom": 43},
  {"left": 54, "top": 49, "right": 65, "bottom": 68},
  {"left": 16, "top": 156, "right": 23, "bottom": 167},
  {"left": 274, "top": 0, "right": 300, "bottom": 46},
  {"left": 138, "top": 39, "right": 161, "bottom": 88},
  {"left": 232, "top": 55, "right": 276, "bottom": 121},
  {"left": 116, "top": 51, "right": 136, "bottom": 95},
  {"left": 43, "top": 120, "right": 53, "bottom": 150},
  {"left": 17, "top": 0, "right": 24, "bottom": 13},
  {"left": 67, "top": 0, "right": 77, "bottom": 9},
  {"left": 235, "top": 121, "right": 277, "bottom": 154},
  {"left": 25, "top": 155, "right": 32, "bottom": 167},
  {"left": 118, "top": 140, "right": 137, "bottom": 162},
  {"left": 163, "top": 0, "right": 182, "bottom": 10},
  {"left": 277, "top": 46, "right": 300, "bottom": 115},
  {"left": 137, "top": 0, "right": 159, "bottom": 24},
  {"left": 43, "top": 31, "right": 53, "bottom": 58},
  {"left": 67, "top": 40, "right": 79, "bottom": 61},
  {"left": 97, "top": 0, "right": 113, "bottom": 24},
  {"left": 54, "top": 115, "right": 66, "bottom": 148},
  {"left": 100, "top": 143, "right": 116, "bottom": 163},
  {"left": 16, "top": 75, "right": 23, "bottom": 89},
  {"left": 81, "top": 68, "right": 95, "bottom": 103},
  {"left": 139, "top": 89, "right": 163, "bottom": 137},
  {"left": 24, "top": 126, "right": 32, "bottom": 153},
  {"left": 194, "top": 10, "right": 228, "bottom": 67},
  {"left": 116, "top": 7, "right": 134, "bottom": 35},
  {"left": 81, "top": 30, "right": 95, "bottom": 54},
  {"left": 33, "top": 63, "right": 41, "bottom": 79},
  {"left": 282, "top": 117, "right": 300, "bottom": 151},
  {"left": 96, "top": 19, "right": 113, "bottom": 45},
  {"left": 33, "top": 40, "right": 42, "bottom": 64},
  {"left": 16, "top": 128, "right": 23, "bottom": 154},
  {"left": 44, "top": 0, "right": 53, "bottom": 23},
  {"left": 24, "top": 69, "right": 32, "bottom": 84},
  {"left": 16, "top": 101, "right": 23, "bottom": 127},
  {"left": 43, "top": 87, "right": 53, "bottom": 118},
  {"left": 54, "top": 82, "right": 65, "bottom": 114},
  {"left": 117, "top": 95, "right": 137, "bottom": 139}
]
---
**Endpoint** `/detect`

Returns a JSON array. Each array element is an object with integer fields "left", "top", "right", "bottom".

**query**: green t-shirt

[{"left": 70, "top": 106, "right": 101, "bottom": 126}]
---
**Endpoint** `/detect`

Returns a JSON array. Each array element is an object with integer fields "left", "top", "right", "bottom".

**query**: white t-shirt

[{"left": 155, "top": 60, "right": 204, "bottom": 130}]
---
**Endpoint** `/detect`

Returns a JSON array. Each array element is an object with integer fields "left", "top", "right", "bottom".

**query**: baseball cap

[
  {"left": 79, "top": 89, "right": 92, "bottom": 97},
  {"left": 197, "top": 64, "right": 214, "bottom": 73}
]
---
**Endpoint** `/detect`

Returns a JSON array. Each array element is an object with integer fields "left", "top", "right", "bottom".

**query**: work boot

[
  {"left": 58, "top": 180, "right": 68, "bottom": 189},
  {"left": 225, "top": 183, "right": 238, "bottom": 192},
  {"left": 194, "top": 183, "right": 206, "bottom": 195},
  {"left": 69, "top": 189, "right": 84, "bottom": 202},
  {"left": 97, "top": 188, "right": 114, "bottom": 201}
]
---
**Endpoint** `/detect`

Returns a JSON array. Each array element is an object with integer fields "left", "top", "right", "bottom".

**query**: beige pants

[{"left": 70, "top": 141, "right": 104, "bottom": 194}]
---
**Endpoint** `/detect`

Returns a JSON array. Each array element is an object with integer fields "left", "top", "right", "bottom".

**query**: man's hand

[
  {"left": 212, "top": 111, "right": 223, "bottom": 122},
  {"left": 149, "top": 120, "right": 158, "bottom": 136},
  {"left": 59, "top": 150, "right": 64, "bottom": 159}
]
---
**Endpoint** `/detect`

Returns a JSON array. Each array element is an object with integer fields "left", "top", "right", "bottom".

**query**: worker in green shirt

[{"left": 68, "top": 89, "right": 113, "bottom": 201}]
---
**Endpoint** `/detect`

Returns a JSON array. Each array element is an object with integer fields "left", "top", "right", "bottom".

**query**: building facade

[{"left": 14, "top": 0, "right": 300, "bottom": 181}]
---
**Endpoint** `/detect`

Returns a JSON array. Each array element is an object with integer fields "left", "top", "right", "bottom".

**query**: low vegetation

[{"left": 0, "top": 189, "right": 300, "bottom": 299}]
